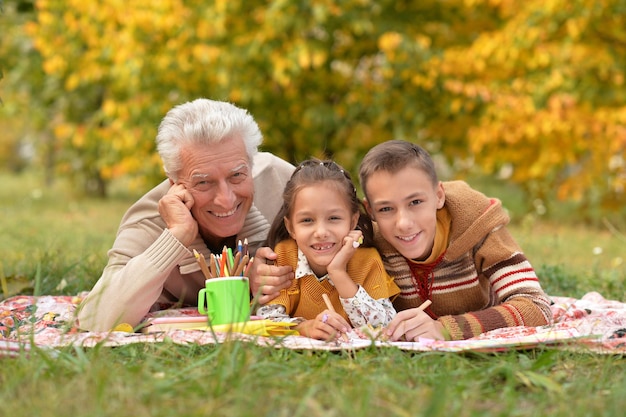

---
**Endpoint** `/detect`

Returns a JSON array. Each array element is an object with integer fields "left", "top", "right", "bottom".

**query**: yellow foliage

[
  {"left": 450, "top": 99, "right": 463, "bottom": 114},
  {"left": 378, "top": 32, "right": 402, "bottom": 52},
  {"left": 42, "top": 55, "right": 66, "bottom": 75},
  {"left": 5, "top": 0, "right": 624, "bottom": 214},
  {"left": 65, "top": 73, "right": 81, "bottom": 91},
  {"left": 72, "top": 129, "right": 85, "bottom": 148},
  {"left": 192, "top": 45, "right": 221, "bottom": 64},
  {"left": 53, "top": 123, "right": 74, "bottom": 141},
  {"left": 566, "top": 17, "right": 587, "bottom": 40}
]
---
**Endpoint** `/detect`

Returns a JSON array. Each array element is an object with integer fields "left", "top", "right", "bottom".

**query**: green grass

[
  {"left": 1, "top": 170, "right": 626, "bottom": 417},
  {"left": 2, "top": 344, "right": 626, "bottom": 417},
  {"left": 0, "top": 170, "right": 138, "bottom": 295},
  {"left": 511, "top": 220, "right": 626, "bottom": 299}
]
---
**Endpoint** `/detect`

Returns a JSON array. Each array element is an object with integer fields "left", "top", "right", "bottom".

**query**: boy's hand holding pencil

[{"left": 383, "top": 299, "right": 443, "bottom": 342}]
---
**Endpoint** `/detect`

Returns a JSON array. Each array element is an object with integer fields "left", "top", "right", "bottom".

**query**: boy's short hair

[{"left": 359, "top": 140, "right": 439, "bottom": 197}]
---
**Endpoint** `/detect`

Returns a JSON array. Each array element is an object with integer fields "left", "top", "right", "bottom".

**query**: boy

[{"left": 358, "top": 140, "right": 552, "bottom": 341}]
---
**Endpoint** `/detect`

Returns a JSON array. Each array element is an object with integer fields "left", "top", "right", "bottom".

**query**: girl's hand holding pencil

[
  {"left": 322, "top": 293, "right": 350, "bottom": 342},
  {"left": 294, "top": 293, "right": 351, "bottom": 342}
]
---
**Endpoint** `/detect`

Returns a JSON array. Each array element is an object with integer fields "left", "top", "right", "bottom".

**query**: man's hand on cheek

[{"left": 158, "top": 183, "right": 198, "bottom": 246}]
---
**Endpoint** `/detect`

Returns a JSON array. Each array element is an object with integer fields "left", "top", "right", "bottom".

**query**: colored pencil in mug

[
  {"left": 244, "top": 257, "right": 254, "bottom": 276},
  {"left": 234, "top": 254, "right": 249, "bottom": 276},
  {"left": 227, "top": 247, "right": 235, "bottom": 271},
  {"left": 243, "top": 238, "right": 249, "bottom": 257},
  {"left": 193, "top": 249, "right": 213, "bottom": 279},
  {"left": 232, "top": 251, "right": 242, "bottom": 274},
  {"left": 219, "top": 255, "right": 229, "bottom": 277},
  {"left": 209, "top": 253, "right": 218, "bottom": 278}
]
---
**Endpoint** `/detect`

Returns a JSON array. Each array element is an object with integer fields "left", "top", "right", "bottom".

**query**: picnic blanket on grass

[{"left": 2, "top": 291, "right": 626, "bottom": 356}]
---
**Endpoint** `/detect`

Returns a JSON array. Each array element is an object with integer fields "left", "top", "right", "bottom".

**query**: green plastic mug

[{"left": 197, "top": 277, "right": 250, "bottom": 325}]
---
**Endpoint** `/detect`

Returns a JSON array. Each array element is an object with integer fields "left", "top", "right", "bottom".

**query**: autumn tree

[
  {"left": 2, "top": 0, "right": 624, "bottom": 222},
  {"left": 421, "top": 0, "right": 626, "bottom": 217},
  {"left": 19, "top": 0, "right": 499, "bottom": 196},
  {"left": 0, "top": 0, "right": 56, "bottom": 175}
]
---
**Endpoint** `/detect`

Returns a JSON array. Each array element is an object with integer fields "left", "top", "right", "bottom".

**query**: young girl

[
  {"left": 257, "top": 159, "right": 399, "bottom": 341},
  {"left": 358, "top": 140, "right": 553, "bottom": 341}
]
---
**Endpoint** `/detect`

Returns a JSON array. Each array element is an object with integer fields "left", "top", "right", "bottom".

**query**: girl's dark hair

[{"left": 265, "top": 158, "right": 374, "bottom": 248}]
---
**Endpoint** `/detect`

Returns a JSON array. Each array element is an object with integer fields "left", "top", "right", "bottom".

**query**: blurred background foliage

[{"left": 1, "top": 0, "right": 625, "bottom": 226}]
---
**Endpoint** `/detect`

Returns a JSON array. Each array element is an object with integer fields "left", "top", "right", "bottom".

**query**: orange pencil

[
  {"left": 220, "top": 246, "right": 229, "bottom": 276},
  {"left": 219, "top": 256, "right": 229, "bottom": 277}
]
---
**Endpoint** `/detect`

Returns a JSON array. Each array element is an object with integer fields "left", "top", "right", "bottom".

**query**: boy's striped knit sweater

[{"left": 375, "top": 180, "right": 553, "bottom": 340}]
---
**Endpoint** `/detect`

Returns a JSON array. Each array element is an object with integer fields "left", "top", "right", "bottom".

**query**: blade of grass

[
  {"left": 0, "top": 262, "right": 8, "bottom": 299},
  {"left": 34, "top": 262, "right": 42, "bottom": 296}
]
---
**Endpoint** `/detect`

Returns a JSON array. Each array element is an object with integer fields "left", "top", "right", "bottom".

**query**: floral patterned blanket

[{"left": 1, "top": 291, "right": 625, "bottom": 356}]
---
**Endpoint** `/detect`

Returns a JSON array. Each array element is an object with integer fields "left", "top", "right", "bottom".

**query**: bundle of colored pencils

[{"left": 193, "top": 239, "right": 253, "bottom": 279}]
